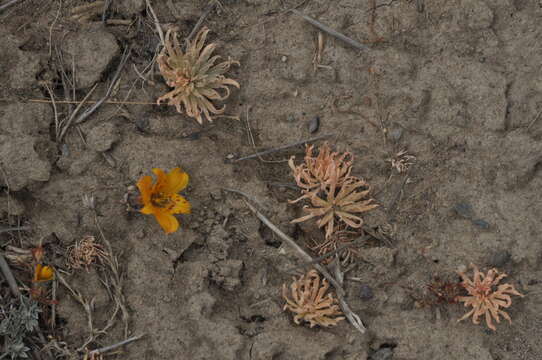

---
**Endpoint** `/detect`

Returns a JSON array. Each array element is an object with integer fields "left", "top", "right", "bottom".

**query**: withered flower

[
  {"left": 289, "top": 142, "right": 353, "bottom": 203},
  {"left": 67, "top": 235, "right": 108, "bottom": 271},
  {"left": 456, "top": 264, "right": 524, "bottom": 331},
  {"left": 283, "top": 269, "right": 344, "bottom": 328},
  {"left": 292, "top": 175, "right": 378, "bottom": 239},
  {"left": 157, "top": 27, "right": 240, "bottom": 124}
]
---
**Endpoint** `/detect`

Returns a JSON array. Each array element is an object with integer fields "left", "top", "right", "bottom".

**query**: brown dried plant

[
  {"left": 388, "top": 149, "right": 416, "bottom": 174},
  {"left": 282, "top": 269, "right": 345, "bottom": 328},
  {"left": 67, "top": 235, "right": 108, "bottom": 271},
  {"left": 289, "top": 142, "right": 353, "bottom": 203},
  {"left": 456, "top": 264, "right": 524, "bottom": 331},
  {"left": 157, "top": 27, "right": 240, "bottom": 124},
  {"left": 293, "top": 175, "right": 378, "bottom": 239},
  {"left": 309, "top": 226, "right": 361, "bottom": 265},
  {"left": 290, "top": 143, "right": 378, "bottom": 238}
]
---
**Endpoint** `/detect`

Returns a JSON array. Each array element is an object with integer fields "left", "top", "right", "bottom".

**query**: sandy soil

[{"left": 1, "top": 0, "right": 542, "bottom": 359}]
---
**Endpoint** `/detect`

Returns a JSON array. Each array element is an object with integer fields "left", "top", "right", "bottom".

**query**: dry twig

[
  {"left": 88, "top": 334, "right": 145, "bottom": 357},
  {"left": 0, "top": 0, "right": 25, "bottom": 12},
  {"left": 227, "top": 134, "right": 332, "bottom": 163},
  {"left": 0, "top": 252, "right": 20, "bottom": 296},
  {"left": 290, "top": 9, "right": 369, "bottom": 51},
  {"left": 58, "top": 46, "right": 131, "bottom": 141},
  {"left": 223, "top": 188, "right": 367, "bottom": 333}
]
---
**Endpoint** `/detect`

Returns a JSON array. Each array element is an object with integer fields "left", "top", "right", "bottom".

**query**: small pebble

[
  {"left": 388, "top": 126, "right": 403, "bottom": 142},
  {"left": 453, "top": 203, "right": 474, "bottom": 219},
  {"left": 359, "top": 284, "right": 374, "bottom": 301},
  {"left": 369, "top": 347, "right": 394, "bottom": 360},
  {"left": 226, "top": 153, "right": 235, "bottom": 160},
  {"left": 487, "top": 250, "right": 511, "bottom": 268},
  {"left": 308, "top": 116, "right": 320, "bottom": 133},
  {"left": 472, "top": 219, "right": 490, "bottom": 229},
  {"left": 281, "top": 55, "right": 287, "bottom": 62}
]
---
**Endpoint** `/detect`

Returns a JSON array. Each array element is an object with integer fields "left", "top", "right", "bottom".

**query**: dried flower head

[
  {"left": 67, "top": 235, "right": 108, "bottom": 271},
  {"left": 289, "top": 142, "right": 353, "bottom": 203},
  {"left": 388, "top": 149, "right": 416, "bottom": 174},
  {"left": 282, "top": 269, "right": 345, "bottom": 327},
  {"left": 456, "top": 264, "right": 524, "bottom": 331},
  {"left": 309, "top": 226, "right": 362, "bottom": 265},
  {"left": 157, "top": 27, "right": 240, "bottom": 124},
  {"left": 292, "top": 175, "right": 378, "bottom": 239},
  {"left": 136, "top": 168, "right": 191, "bottom": 234}
]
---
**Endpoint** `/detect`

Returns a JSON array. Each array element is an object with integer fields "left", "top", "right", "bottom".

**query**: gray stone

[
  {"left": 86, "top": 122, "right": 119, "bottom": 152},
  {"left": 487, "top": 250, "right": 511, "bottom": 268},
  {"left": 308, "top": 116, "right": 320, "bottom": 133},
  {"left": 359, "top": 284, "right": 374, "bottom": 301},
  {"left": 453, "top": 203, "right": 474, "bottom": 219},
  {"left": 0, "top": 135, "right": 51, "bottom": 191},
  {"left": 62, "top": 28, "right": 120, "bottom": 89},
  {"left": 370, "top": 348, "right": 394, "bottom": 360}
]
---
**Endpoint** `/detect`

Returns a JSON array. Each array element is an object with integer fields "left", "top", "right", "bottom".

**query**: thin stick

[
  {"left": 59, "top": 46, "right": 131, "bottom": 141},
  {"left": 74, "top": 46, "right": 131, "bottom": 125},
  {"left": 22, "top": 98, "right": 157, "bottom": 106},
  {"left": 43, "top": 84, "right": 60, "bottom": 139},
  {"left": 290, "top": 9, "right": 369, "bottom": 51},
  {"left": 101, "top": 0, "right": 111, "bottom": 22},
  {"left": 332, "top": 263, "right": 366, "bottom": 334},
  {"left": 0, "top": 225, "right": 31, "bottom": 234},
  {"left": 106, "top": 19, "right": 135, "bottom": 26},
  {"left": 527, "top": 108, "right": 542, "bottom": 130},
  {"left": 57, "top": 83, "right": 98, "bottom": 142},
  {"left": 245, "top": 106, "right": 287, "bottom": 163},
  {"left": 145, "top": 0, "right": 165, "bottom": 46},
  {"left": 0, "top": 252, "right": 20, "bottom": 297},
  {"left": 223, "top": 189, "right": 345, "bottom": 295},
  {"left": 185, "top": 0, "right": 216, "bottom": 45},
  {"left": 285, "top": 235, "right": 370, "bottom": 273},
  {"left": 0, "top": 0, "right": 24, "bottom": 11},
  {"left": 51, "top": 277, "right": 57, "bottom": 330},
  {"left": 88, "top": 334, "right": 145, "bottom": 356},
  {"left": 70, "top": 0, "right": 103, "bottom": 14},
  {"left": 48, "top": 0, "right": 62, "bottom": 58},
  {"left": 227, "top": 134, "right": 332, "bottom": 163}
]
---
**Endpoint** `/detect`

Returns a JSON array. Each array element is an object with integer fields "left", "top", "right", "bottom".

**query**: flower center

[{"left": 151, "top": 192, "right": 174, "bottom": 209}]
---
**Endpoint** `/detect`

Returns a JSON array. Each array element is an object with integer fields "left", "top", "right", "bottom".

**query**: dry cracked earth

[{"left": 1, "top": 0, "right": 542, "bottom": 359}]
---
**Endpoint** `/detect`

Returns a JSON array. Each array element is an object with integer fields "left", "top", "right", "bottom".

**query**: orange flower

[
  {"left": 136, "top": 168, "right": 191, "bottom": 234},
  {"left": 33, "top": 264, "right": 54, "bottom": 282}
]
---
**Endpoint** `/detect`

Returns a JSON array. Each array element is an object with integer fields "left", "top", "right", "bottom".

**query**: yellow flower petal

[
  {"left": 170, "top": 194, "right": 191, "bottom": 214},
  {"left": 165, "top": 168, "right": 189, "bottom": 193},
  {"left": 154, "top": 211, "right": 179, "bottom": 234},
  {"left": 136, "top": 175, "right": 153, "bottom": 204},
  {"left": 152, "top": 168, "right": 169, "bottom": 191},
  {"left": 140, "top": 204, "right": 155, "bottom": 214},
  {"left": 34, "top": 264, "right": 54, "bottom": 282}
]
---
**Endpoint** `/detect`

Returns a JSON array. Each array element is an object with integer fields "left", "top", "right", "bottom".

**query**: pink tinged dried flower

[
  {"left": 157, "top": 27, "right": 239, "bottom": 124},
  {"left": 292, "top": 175, "right": 378, "bottom": 239},
  {"left": 282, "top": 269, "right": 345, "bottom": 328},
  {"left": 456, "top": 264, "right": 524, "bottom": 331},
  {"left": 289, "top": 143, "right": 353, "bottom": 203}
]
